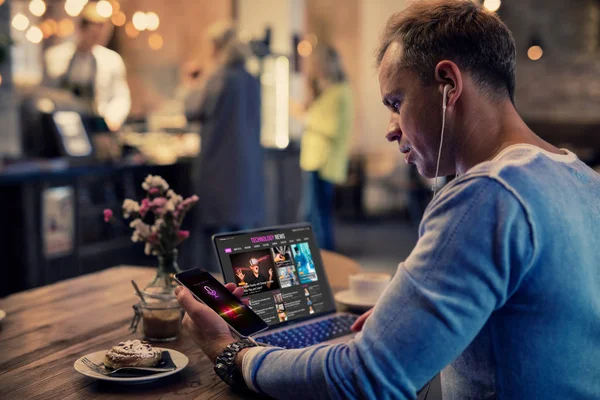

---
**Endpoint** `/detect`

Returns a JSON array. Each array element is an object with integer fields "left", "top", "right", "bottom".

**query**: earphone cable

[{"left": 433, "top": 100, "right": 447, "bottom": 197}]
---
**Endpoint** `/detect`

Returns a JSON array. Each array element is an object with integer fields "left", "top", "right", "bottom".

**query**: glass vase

[{"left": 143, "top": 249, "right": 182, "bottom": 300}]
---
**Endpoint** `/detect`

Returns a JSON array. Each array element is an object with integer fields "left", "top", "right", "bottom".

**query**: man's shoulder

[
  {"left": 434, "top": 143, "right": 596, "bottom": 217},
  {"left": 91, "top": 45, "right": 124, "bottom": 63},
  {"left": 46, "top": 42, "right": 75, "bottom": 59},
  {"left": 465, "top": 144, "right": 581, "bottom": 180},
  {"left": 222, "top": 66, "right": 258, "bottom": 89}
]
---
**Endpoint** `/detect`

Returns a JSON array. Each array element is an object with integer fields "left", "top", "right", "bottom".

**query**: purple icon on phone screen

[{"left": 204, "top": 286, "right": 218, "bottom": 298}]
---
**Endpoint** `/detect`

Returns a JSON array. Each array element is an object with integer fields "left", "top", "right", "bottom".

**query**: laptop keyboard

[{"left": 257, "top": 314, "right": 358, "bottom": 349}]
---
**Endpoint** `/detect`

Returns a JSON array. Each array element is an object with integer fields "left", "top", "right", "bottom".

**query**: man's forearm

[{"left": 201, "top": 337, "right": 237, "bottom": 363}]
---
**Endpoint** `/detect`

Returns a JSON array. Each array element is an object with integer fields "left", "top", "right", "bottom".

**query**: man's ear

[{"left": 434, "top": 60, "right": 463, "bottom": 110}]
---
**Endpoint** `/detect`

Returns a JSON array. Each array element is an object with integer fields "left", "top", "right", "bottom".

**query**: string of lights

[{"left": 6, "top": 1, "right": 163, "bottom": 50}]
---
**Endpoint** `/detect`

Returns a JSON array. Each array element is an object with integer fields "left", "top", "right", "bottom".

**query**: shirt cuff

[{"left": 241, "top": 346, "right": 273, "bottom": 393}]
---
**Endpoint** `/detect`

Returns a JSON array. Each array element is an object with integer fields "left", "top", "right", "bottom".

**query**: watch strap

[{"left": 214, "top": 338, "right": 257, "bottom": 387}]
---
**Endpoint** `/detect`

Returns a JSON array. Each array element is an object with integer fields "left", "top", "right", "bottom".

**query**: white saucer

[
  {"left": 0, "top": 309, "right": 5, "bottom": 322},
  {"left": 334, "top": 290, "right": 379, "bottom": 311},
  {"left": 74, "top": 348, "right": 188, "bottom": 383}
]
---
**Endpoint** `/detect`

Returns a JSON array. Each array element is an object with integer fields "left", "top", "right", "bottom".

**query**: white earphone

[
  {"left": 442, "top": 83, "right": 451, "bottom": 110},
  {"left": 432, "top": 84, "right": 453, "bottom": 196}
]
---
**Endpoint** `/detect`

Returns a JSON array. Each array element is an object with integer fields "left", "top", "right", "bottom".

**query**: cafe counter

[
  {"left": 0, "top": 145, "right": 302, "bottom": 298},
  {"left": 0, "top": 157, "right": 193, "bottom": 297}
]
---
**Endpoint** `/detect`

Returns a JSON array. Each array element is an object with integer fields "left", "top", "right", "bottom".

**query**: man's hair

[
  {"left": 80, "top": 2, "right": 107, "bottom": 29},
  {"left": 376, "top": 0, "right": 516, "bottom": 103},
  {"left": 208, "top": 21, "right": 251, "bottom": 66}
]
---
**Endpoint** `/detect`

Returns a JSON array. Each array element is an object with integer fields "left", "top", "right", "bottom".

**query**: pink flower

[
  {"left": 177, "top": 195, "right": 199, "bottom": 212},
  {"left": 148, "top": 232, "right": 159, "bottom": 244},
  {"left": 103, "top": 209, "right": 113, "bottom": 222},
  {"left": 151, "top": 197, "right": 167, "bottom": 207},
  {"left": 140, "top": 198, "right": 150, "bottom": 217},
  {"left": 177, "top": 230, "right": 190, "bottom": 241},
  {"left": 149, "top": 187, "right": 160, "bottom": 195},
  {"left": 186, "top": 195, "right": 199, "bottom": 205}
]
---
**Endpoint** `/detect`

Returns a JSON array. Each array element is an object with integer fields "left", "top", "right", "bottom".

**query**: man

[
  {"left": 44, "top": 2, "right": 131, "bottom": 131},
  {"left": 242, "top": 258, "right": 273, "bottom": 288},
  {"left": 176, "top": 1, "right": 600, "bottom": 399}
]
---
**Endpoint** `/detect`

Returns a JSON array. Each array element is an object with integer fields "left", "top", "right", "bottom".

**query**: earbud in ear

[{"left": 442, "top": 84, "right": 452, "bottom": 110}]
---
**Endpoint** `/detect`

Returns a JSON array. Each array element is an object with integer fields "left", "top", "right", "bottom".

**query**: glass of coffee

[{"left": 133, "top": 299, "right": 183, "bottom": 342}]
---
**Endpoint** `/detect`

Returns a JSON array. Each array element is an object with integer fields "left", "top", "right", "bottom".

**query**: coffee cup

[
  {"left": 348, "top": 272, "right": 392, "bottom": 304},
  {"left": 131, "top": 300, "right": 183, "bottom": 342}
]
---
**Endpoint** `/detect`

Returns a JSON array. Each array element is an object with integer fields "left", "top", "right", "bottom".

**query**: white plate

[
  {"left": 74, "top": 348, "right": 188, "bottom": 383},
  {"left": 334, "top": 290, "right": 377, "bottom": 311},
  {"left": 0, "top": 309, "right": 5, "bottom": 322}
]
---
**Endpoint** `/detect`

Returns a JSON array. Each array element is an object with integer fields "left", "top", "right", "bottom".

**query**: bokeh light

[
  {"left": 25, "top": 26, "right": 43, "bottom": 44},
  {"left": 148, "top": 33, "right": 163, "bottom": 50},
  {"left": 483, "top": 0, "right": 501, "bottom": 12},
  {"left": 132, "top": 11, "right": 148, "bottom": 31},
  {"left": 40, "top": 19, "right": 57, "bottom": 38},
  {"left": 57, "top": 18, "right": 75, "bottom": 37},
  {"left": 65, "top": 0, "right": 88, "bottom": 17},
  {"left": 125, "top": 22, "right": 140, "bottom": 38},
  {"left": 29, "top": 0, "right": 46, "bottom": 17},
  {"left": 11, "top": 13, "right": 30, "bottom": 31},
  {"left": 527, "top": 45, "right": 543, "bottom": 61},
  {"left": 146, "top": 12, "right": 159, "bottom": 31},
  {"left": 110, "top": 0, "right": 120, "bottom": 13},
  {"left": 111, "top": 11, "right": 126, "bottom": 27},
  {"left": 96, "top": 0, "right": 113, "bottom": 18},
  {"left": 297, "top": 40, "right": 313, "bottom": 58}
]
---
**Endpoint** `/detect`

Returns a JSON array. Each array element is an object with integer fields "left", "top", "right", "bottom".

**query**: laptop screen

[{"left": 214, "top": 224, "right": 337, "bottom": 327}]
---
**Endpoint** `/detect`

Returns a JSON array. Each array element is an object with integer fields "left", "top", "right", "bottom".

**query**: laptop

[{"left": 213, "top": 223, "right": 358, "bottom": 349}]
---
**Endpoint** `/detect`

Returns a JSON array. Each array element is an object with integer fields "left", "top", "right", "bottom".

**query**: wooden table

[{"left": 0, "top": 252, "right": 361, "bottom": 399}]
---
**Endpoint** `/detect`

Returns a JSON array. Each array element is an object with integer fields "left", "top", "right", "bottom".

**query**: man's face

[
  {"left": 80, "top": 22, "right": 104, "bottom": 48},
  {"left": 379, "top": 42, "right": 445, "bottom": 178},
  {"left": 250, "top": 264, "right": 259, "bottom": 274}
]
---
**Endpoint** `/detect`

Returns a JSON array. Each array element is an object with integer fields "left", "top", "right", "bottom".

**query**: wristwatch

[{"left": 214, "top": 338, "right": 257, "bottom": 387}]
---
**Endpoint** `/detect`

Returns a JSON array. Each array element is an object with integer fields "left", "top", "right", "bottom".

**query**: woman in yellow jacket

[{"left": 298, "top": 45, "right": 353, "bottom": 250}]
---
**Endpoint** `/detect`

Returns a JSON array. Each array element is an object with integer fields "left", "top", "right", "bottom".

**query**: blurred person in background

[
  {"left": 43, "top": 2, "right": 131, "bottom": 132},
  {"left": 293, "top": 45, "right": 353, "bottom": 251},
  {"left": 184, "top": 21, "right": 263, "bottom": 270}
]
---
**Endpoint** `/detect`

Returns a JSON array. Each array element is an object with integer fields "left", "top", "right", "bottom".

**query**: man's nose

[
  {"left": 386, "top": 116, "right": 402, "bottom": 137},
  {"left": 389, "top": 110, "right": 400, "bottom": 125}
]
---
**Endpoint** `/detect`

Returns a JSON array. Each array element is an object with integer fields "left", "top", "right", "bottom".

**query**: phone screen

[{"left": 175, "top": 269, "right": 268, "bottom": 337}]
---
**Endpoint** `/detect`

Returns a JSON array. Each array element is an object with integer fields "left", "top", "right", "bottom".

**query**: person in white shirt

[{"left": 43, "top": 3, "right": 130, "bottom": 131}]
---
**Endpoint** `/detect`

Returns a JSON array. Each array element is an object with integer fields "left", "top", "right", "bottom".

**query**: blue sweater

[{"left": 242, "top": 144, "right": 600, "bottom": 399}]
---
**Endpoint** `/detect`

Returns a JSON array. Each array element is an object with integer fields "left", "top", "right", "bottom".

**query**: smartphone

[{"left": 174, "top": 268, "right": 269, "bottom": 338}]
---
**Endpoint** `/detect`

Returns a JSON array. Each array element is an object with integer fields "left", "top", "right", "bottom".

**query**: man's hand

[
  {"left": 265, "top": 268, "right": 274, "bottom": 289},
  {"left": 105, "top": 118, "right": 121, "bottom": 132},
  {"left": 236, "top": 269, "right": 245, "bottom": 282},
  {"left": 175, "top": 283, "right": 245, "bottom": 361},
  {"left": 351, "top": 307, "right": 373, "bottom": 332}
]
